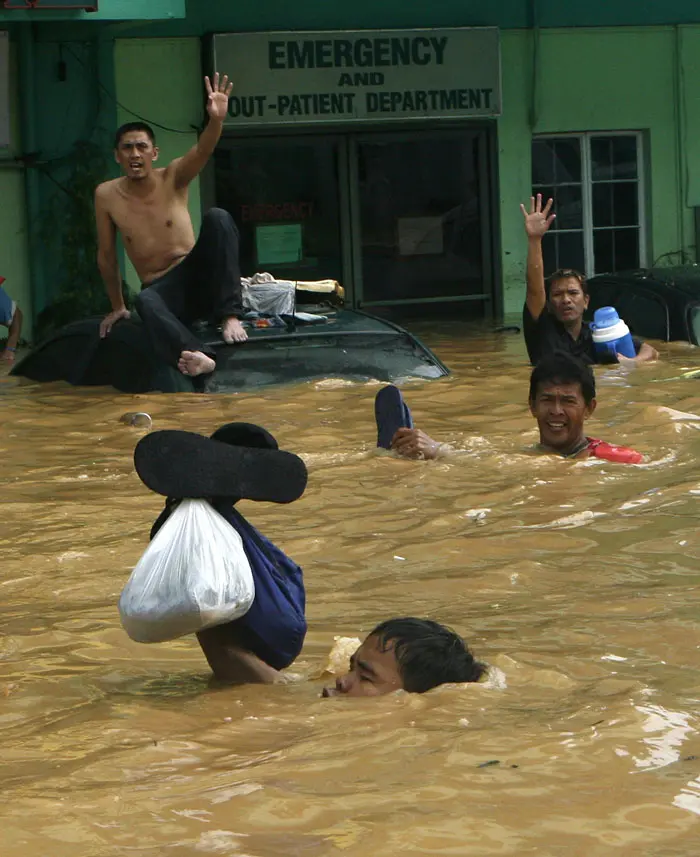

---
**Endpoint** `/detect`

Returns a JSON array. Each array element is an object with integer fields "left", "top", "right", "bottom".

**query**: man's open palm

[
  {"left": 521, "top": 193, "right": 556, "bottom": 238},
  {"left": 205, "top": 73, "right": 233, "bottom": 121}
]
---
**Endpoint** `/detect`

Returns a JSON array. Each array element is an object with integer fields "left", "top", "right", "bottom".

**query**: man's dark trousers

[{"left": 134, "top": 207, "right": 244, "bottom": 368}]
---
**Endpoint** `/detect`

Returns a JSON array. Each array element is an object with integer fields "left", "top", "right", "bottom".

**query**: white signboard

[
  {"left": 0, "top": 32, "right": 9, "bottom": 148},
  {"left": 212, "top": 28, "right": 501, "bottom": 128}
]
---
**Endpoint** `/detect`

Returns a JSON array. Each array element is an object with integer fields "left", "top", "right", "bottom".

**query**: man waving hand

[
  {"left": 96, "top": 73, "right": 248, "bottom": 379},
  {"left": 520, "top": 193, "right": 657, "bottom": 366}
]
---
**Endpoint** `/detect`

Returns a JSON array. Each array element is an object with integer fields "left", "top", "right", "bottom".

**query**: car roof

[{"left": 589, "top": 266, "right": 700, "bottom": 301}]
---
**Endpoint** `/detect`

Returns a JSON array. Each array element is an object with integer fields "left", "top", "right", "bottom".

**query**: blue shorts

[{"left": 150, "top": 501, "right": 307, "bottom": 671}]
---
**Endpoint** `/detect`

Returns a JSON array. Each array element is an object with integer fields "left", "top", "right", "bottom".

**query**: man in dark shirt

[{"left": 519, "top": 194, "right": 658, "bottom": 366}]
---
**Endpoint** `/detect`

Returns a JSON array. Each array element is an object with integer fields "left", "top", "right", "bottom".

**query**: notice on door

[
  {"left": 212, "top": 28, "right": 501, "bottom": 127},
  {"left": 0, "top": 32, "right": 9, "bottom": 148},
  {"left": 255, "top": 223, "right": 303, "bottom": 266}
]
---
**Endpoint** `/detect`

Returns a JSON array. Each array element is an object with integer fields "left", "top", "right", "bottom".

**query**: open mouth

[{"left": 546, "top": 421, "right": 567, "bottom": 433}]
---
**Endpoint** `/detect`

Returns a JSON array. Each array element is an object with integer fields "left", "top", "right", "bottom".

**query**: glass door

[
  {"left": 214, "top": 137, "right": 345, "bottom": 285},
  {"left": 351, "top": 131, "right": 493, "bottom": 311}
]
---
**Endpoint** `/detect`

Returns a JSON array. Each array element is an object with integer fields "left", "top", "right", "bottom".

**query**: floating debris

[{"left": 119, "top": 412, "right": 152, "bottom": 429}]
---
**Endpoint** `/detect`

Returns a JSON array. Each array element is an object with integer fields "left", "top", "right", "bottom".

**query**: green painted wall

[
  {"left": 113, "top": 37, "right": 203, "bottom": 292},
  {"left": 111, "top": 0, "right": 700, "bottom": 38},
  {"left": 498, "top": 26, "right": 694, "bottom": 316},
  {"left": 679, "top": 27, "right": 700, "bottom": 207},
  {"left": 5, "top": 14, "right": 700, "bottom": 327},
  {"left": 0, "top": 37, "right": 31, "bottom": 336}
]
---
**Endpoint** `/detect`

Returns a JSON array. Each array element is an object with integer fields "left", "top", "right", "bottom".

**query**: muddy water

[{"left": 2, "top": 327, "right": 700, "bottom": 857}]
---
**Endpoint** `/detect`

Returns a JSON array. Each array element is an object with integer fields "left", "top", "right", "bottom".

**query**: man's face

[
  {"left": 529, "top": 380, "right": 596, "bottom": 452},
  {"left": 322, "top": 634, "right": 403, "bottom": 698},
  {"left": 548, "top": 277, "right": 589, "bottom": 325},
  {"left": 115, "top": 132, "right": 158, "bottom": 180}
]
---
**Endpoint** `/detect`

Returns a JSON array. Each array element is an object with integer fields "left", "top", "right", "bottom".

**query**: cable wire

[{"left": 65, "top": 44, "right": 201, "bottom": 135}]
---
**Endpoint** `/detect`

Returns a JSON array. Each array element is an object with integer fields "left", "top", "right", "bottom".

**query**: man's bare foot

[
  {"left": 178, "top": 350, "right": 216, "bottom": 377},
  {"left": 222, "top": 316, "right": 248, "bottom": 344}
]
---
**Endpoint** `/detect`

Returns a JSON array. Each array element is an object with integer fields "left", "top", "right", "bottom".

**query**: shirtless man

[{"left": 95, "top": 73, "right": 247, "bottom": 378}]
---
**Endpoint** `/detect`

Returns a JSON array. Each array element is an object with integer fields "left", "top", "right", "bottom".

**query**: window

[{"left": 531, "top": 133, "right": 645, "bottom": 277}]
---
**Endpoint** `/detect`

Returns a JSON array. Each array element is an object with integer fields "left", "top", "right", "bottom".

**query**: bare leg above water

[
  {"left": 178, "top": 350, "right": 216, "bottom": 377},
  {"left": 197, "top": 624, "right": 281, "bottom": 684},
  {"left": 222, "top": 316, "right": 248, "bottom": 344}
]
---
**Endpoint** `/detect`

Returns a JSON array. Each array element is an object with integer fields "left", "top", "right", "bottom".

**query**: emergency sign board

[{"left": 212, "top": 28, "right": 501, "bottom": 127}]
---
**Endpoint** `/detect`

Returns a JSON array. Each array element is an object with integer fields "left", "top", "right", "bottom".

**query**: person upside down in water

[
  {"left": 377, "top": 352, "right": 643, "bottom": 464},
  {"left": 134, "top": 422, "right": 488, "bottom": 696}
]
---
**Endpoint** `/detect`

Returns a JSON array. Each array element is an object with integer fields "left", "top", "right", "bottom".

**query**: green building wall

[
  {"left": 499, "top": 26, "right": 698, "bottom": 315},
  {"left": 113, "top": 37, "right": 203, "bottom": 292},
  {"left": 4, "top": 8, "right": 700, "bottom": 335},
  {"left": 109, "top": 25, "right": 700, "bottom": 317},
  {"left": 0, "top": 41, "right": 31, "bottom": 333}
]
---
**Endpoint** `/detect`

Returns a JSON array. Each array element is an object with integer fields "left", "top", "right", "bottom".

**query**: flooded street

[{"left": 2, "top": 325, "right": 700, "bottom": 856}]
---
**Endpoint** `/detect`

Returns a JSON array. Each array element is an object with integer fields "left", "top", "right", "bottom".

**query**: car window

[
  {"left": 585, "top": 281, "right": 621, "bottom": 320},
  {"left": 614, "top": 290, "right": 669, "bottom": 340}
]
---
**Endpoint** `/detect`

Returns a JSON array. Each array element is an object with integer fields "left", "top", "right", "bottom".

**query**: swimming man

[
  {"left": 138, "top": 423, "right": 487, "bottom": 695},
  {"left": 383, "top": 353, "right": 643, "bottom": 463}
]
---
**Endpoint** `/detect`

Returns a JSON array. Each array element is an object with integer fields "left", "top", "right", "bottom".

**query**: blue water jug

[{"left": 589, "top": 307, "right": 636, "bottom": 360}]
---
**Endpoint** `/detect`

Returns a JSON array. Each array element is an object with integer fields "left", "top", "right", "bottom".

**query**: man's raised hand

[
  {"left": 520, "top": 193, "right": 556, "bottom": 239},
  {"left": 205, "top": 73, "right": 233, "bottom": 122}
]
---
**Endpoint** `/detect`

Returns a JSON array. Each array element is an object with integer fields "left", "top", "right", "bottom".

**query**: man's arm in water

[
  {"left": 521, "top": 194, "right": 556, "bottom": 321},
  {"left": 171, "top": 73, "right": 234, "bottom": 190},
  {"left": 618, "top": 341, "right": 660, "bottom": 364},
  {"left": 96, "top": 184, "right": 130, "bottom": 338},
  {"left": 391, "top": 428, "right": 450, "bottom": 460},
  {"left": 196, "top": 624, "right": 282, "bottom": 684}
]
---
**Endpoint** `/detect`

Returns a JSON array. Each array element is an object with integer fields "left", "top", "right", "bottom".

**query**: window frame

[{"left": 532, "top": 131, "right": 647, "bottom": 277}]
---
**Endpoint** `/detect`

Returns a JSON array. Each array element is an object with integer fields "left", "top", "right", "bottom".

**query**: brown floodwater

[{"left": 2, "top": 325, "right": 700, "bottom": 857}]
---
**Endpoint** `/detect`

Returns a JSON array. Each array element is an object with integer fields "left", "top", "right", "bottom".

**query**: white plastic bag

[
  {"left": 242, "top": 273, "right": 296, "bottom": 316},
  {"left": 119, "top": 499, "right": 255, "bottom": 643}
]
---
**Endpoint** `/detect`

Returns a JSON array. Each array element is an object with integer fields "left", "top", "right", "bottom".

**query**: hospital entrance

[{"left": 213, "top": 126, "right": 498, "bottom": 319}]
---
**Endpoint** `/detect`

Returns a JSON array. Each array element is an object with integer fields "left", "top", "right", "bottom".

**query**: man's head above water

[
  {"left": 529, "top": 353, "right": 597, "bottom": 455},
  {"left": 546, "top": 268, "right": 589, "bottom": 327},
  {"left": 323, "top": 617, "right": 487, "bottom": 698}
]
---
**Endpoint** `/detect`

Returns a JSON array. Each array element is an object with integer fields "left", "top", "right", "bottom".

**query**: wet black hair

[
  {"left": 529, "top": 353, "right": 596, "bottom": 405},
  {"left": 546, "top": 268, "right": 589, "bottom": 297},
  {"left": 370, "top": 617, "right": 487, "bottom": 693},
  {"left": 114, "top": 122, "right": 156, "bottom": 150}
]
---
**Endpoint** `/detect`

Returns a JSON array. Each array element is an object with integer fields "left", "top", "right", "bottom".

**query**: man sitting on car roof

[{"left": 520, "top": 194, "right": 658, "bottom": 366}]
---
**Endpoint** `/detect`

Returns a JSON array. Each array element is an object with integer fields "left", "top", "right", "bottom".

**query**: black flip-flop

[
  {"left": 134, "top": 429, "right": 307, "bottom": 504},
  {"left": 375, "top": 385, "right": 414, "bottom": 449}
]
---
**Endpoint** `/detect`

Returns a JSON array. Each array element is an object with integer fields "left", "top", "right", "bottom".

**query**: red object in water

[{"left": 587, "top": 437, "right": 644, "bottom": 464}]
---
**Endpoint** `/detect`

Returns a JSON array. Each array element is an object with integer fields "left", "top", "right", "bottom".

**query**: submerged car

[
  {"left": 585, "top": 266, "right": 700, "bottom": 345},
  {"left": 11, "top": 287, "right": 449, "bottom": 393}
]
